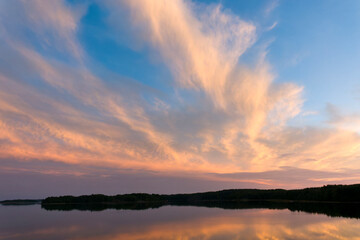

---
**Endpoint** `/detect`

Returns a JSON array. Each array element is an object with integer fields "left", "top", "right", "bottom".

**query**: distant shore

[{"left": 41, "top": 184, "right": 360, "bottom": 205}]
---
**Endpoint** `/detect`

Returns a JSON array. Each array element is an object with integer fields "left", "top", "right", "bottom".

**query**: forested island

[{"left": 42, "top": 184, "right": 360, "bottom": 205}]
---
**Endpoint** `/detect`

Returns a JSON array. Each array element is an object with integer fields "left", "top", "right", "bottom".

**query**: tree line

[{"left": 42, "top": 184, "right": 360, "bottom": 205}]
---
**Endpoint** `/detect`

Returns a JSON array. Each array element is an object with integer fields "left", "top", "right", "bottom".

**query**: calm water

[{"left": 1, "top": 204, "right": 360, "bottom": 240}]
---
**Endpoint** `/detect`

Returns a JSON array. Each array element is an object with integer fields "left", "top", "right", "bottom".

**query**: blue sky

[{"left": 1, "top": 0, "right": 360, "bottom": 199}]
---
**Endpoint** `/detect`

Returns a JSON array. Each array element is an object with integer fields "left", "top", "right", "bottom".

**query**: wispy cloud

[
  {"left": 264, "top": 0, "right": 280, "bottom": 17},
  {"left": 326, "top": 103, "right": 360, "bottom": 132},
  {"left": 266, "top": 21, "right": 278, "bottom": 31}
]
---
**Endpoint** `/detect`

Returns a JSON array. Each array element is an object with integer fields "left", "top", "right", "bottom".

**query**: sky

[{"left": 0, "top": 0, "right": 360, "bottom": 199}]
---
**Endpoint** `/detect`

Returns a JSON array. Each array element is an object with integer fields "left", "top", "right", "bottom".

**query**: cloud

[
  {"left": 0, "top": 0, "right": 360, "bottom": 192},
  {"left": 1, "top": 158, "right": 359, "bottom": 199},
  {"left": 326, "top": 103, "right": 360, "bottom": 132},
  {"left": 112, "top": 0, "right": 256, "bottom": 107},
  {"left": 266, "top": 21, "right": 278, "bottom": 31},
  {"left": 213, "top": 166, "right": 360, "bottom": 189},
  {"left": 264, "top": 0, "right": 280, "bottom": 17},
  {"left": 107, "top": 0, "right": 304, "bottom": 168},
  {"left": 0, "top": 0, "right": 84, "bottom": 60}
]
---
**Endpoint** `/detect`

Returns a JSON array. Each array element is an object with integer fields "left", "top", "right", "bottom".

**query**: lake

[{"left": 1, "top": 204, "right": 360, "bottom": 239}]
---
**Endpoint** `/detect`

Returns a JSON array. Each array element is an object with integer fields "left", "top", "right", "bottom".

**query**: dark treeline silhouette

[{"left": 42, "top": 184, "right": 360, "bottom": 205}]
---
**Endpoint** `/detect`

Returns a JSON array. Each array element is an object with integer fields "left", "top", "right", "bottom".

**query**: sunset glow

[{"left": 1, "top": 0, "right": 360, "bottom": 199}]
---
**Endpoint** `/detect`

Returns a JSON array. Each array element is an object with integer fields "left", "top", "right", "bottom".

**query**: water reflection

[
  {"left": 42, "top": 201, "right": 360, "bottom": 219},
  {"left": 1, "top": 204, "right": 360, "bottom": 239}
]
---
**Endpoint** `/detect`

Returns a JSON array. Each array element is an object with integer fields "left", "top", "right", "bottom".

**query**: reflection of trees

[{"left": 42, "top": 200, "right": 360, "bottom": 219}]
